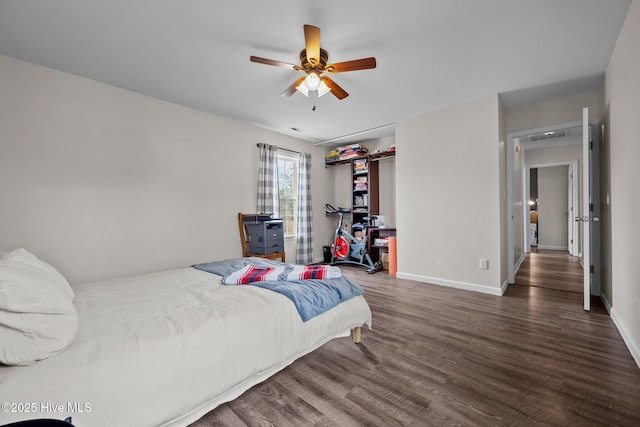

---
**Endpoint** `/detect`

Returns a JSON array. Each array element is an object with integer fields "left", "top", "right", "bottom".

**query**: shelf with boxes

[
  {"left": 351, "top": 155, "right": 377, "bottom": 226},
  {"left": 352, "top": 158, "right": 370, "bottom": 216},
  {"left": 325, "top": 147, "right": 395, "bottom": 229},
  {"left": 324, "top": 149, "right": 396, "bottom": 166},
  {"left": 367, "top": 227, "right": 396, "bottom": 264}
]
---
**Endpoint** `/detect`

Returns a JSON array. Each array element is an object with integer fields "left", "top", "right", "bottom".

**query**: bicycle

[{"left": 325, "top": 204, "right": 383, "bottom": 274}]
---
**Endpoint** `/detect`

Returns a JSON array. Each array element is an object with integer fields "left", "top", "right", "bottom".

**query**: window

[{"left": 277, "top": 152, "right": 298, "bottom": 236}]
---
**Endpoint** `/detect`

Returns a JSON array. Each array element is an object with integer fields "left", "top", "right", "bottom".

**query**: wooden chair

[{"left": 238, "top": 212, "right": 286, "bottom": 262}]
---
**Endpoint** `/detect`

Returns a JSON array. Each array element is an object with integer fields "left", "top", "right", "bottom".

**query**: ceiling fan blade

[
  {"left": 281, "top": 76, "right": 306, "bottom": 97},
  {"left": 325, "top": 57, "right": 377, "bottom": 73},
  {"left": 303, "top": 24, "right": 321, "bottom": 65},
  {"left": 250, "top": 56, "right": 299, "bottom": 70},
  {"left": 321, "top": 76, "right": 349, "bottom": 100}
]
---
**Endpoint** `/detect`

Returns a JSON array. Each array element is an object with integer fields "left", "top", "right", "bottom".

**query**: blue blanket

[
  {"left": 193, "top": 258, "right": 363, "bottom": 321},
  {"left": 245, "top": 276, "right": 363, "bottom": 321}
]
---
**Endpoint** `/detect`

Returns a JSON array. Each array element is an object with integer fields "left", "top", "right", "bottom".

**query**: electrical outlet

[{"left": 479, "top": 258, "right": 489, "bottom": 270}]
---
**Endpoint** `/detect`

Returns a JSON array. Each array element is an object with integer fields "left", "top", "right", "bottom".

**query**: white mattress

[{"left": 0, "top": 267, "right": 372, "bottom": 426}]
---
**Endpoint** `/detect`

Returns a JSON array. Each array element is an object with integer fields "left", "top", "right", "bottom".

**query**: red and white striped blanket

[{"left": 222, "top": 264, "right": 342, "bottom": 285}]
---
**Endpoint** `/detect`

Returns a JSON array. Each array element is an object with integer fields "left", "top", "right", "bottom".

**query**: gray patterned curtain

[
  {"left": 295, "top": 152, "right": 313, "bottom": 264},
  {"left": 256, "top": 143, "right": 279, "bottom": 215}
]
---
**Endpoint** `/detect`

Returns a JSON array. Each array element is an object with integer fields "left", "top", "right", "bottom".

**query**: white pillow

[{"left": 0, "top": 248, "right": 78, "bottom": 365}]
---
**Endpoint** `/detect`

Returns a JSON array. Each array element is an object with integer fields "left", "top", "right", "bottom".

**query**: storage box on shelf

[
  {"left": 367, "top": 227, "right": 397, "bottom": 263},
  {"left": 324, "top": 143, "right": 369, "bottom": 164}
]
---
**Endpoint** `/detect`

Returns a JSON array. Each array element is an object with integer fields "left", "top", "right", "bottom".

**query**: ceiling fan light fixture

[
  {"left": 295, "top": 82, "right": 309, "bottom": 96},
  {"left": 304, "top": 72, "right": 321, "bottom": 90},
  {"left": 317, "top": 80, "right": 331, "bottom": 97},
  {"left": 251, "top": 25, "right": 375, "bottom": 101},
  {"left": 296, "top": 77, "right": 331, "bottom": 98}
]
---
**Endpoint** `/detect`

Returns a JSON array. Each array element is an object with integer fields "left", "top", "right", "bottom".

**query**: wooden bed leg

[{"left": 352, "top": 326, "right": 362, "bottom": 344}]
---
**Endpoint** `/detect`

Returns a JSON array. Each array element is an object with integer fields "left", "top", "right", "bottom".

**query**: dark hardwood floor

[
  {"left": 514, "top": 248, "right": 584, "bottom": 294},
  {"left": 192, "top": 265, "right": 640, "bottom": 427}
]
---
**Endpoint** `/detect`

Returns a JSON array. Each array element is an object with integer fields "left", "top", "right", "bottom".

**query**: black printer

[{"left": 243, "top": 214, "right": 285, "bottom": 255}]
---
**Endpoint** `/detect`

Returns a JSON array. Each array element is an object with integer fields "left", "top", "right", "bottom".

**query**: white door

[
  {"left": 581, "top": 107, "right": 601, "bottom": 311},
  {"left": 568, "top": 165, "right": 574, "bottom": 255}
]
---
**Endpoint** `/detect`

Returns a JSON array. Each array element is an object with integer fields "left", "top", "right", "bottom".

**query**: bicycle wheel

[{"left": 332, "top": 236, "right": 349, "bottom": 259}]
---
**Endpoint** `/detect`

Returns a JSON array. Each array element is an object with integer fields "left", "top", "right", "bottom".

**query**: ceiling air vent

[{"left": 528, "top": 129, "right": 568, "bottom": 142}]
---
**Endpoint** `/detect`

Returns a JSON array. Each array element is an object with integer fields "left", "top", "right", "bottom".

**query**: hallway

[
  {"left": 514, "top": 248, "right": 608, "bottom": 313},
  {"left": 515, "top": 248, "right": 583, "bottom": 293}
]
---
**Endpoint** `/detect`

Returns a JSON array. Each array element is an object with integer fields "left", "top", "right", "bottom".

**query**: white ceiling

[{"left": 0, "top": 0, "right": 632, "bottom": 146}]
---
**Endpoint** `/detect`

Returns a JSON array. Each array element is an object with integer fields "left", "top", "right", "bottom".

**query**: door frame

[
  {"left": 505, "top": 120, "right": 582, "bottom": 284},
  {"left": 582, "top": 108, "right": 602, "bottom": 306},
  {"left": 567, "top": 163, "right": 577, "bottom": 255},
  {"left": 524, "top": 160, "right": 579, "bottom": 254},
  {"left": 583, "top": 107, "right": 591, "bottom": 310}
]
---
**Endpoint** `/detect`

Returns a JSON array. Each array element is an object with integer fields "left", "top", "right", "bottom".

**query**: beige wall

[
  {"left": 331, "top": 164, "right": 352, "bottom": 212},
  {"left": 505, "top": 90, "right": 600, "bottom": 134},
  {"left": 396, "top": 95, "right": 503, "bottom": 294},
  {"left": 601, "top": 0, "right": 640, "bottom": 365},
  {"left": 526, "top": 144, "right": 582, "bottom": 165},
  {"left": 0, "top": 55, "right": 334, "bottom": 283}
]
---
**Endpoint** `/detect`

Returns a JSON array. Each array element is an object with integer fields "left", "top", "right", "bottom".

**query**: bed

[{"left": 0, "top": 250, "right": 371, "bottom": 427}]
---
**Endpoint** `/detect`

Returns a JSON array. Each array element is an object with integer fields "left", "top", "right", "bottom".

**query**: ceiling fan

[{"left": 250, "top": 24, "right": 376, "bottom": 102}]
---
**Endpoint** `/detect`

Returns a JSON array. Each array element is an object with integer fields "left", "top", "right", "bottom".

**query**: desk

[{"left": 367, "top": 228, "right": 396, "bottom": 263}]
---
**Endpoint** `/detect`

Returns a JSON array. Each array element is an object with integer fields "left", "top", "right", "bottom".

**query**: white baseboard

[
  {"left": 509, "top": 254, "right": 526, "bottom": 284},
  {"left": 514, "top": 254, "right": 525, "bottom": 274},
  {"left": 600, "top": 293, "right": 612, "bottom": 314},
  {"left": 396, "top": 272, "right": 504, "bottom": 296},
  {"left": 537, "top": 245, "right": 569, "bottom": 251},
  {"left": 609, "top": 308, "right": 640, "bottom": 369},
  {"left": 501, "top": 279, "right": 509, "bottom": 294}
]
